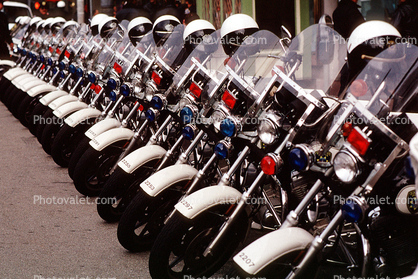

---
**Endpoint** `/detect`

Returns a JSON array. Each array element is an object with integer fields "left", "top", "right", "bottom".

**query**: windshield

[
  {"left": 279, "top": 24, "right": 347, "bottom": 103},
  {"left": 345, "top": 43, "right": 418, "bottom": 116},
  {"left": 156, "top": 24, "right": 186, "bottom": 71},
  {"left": 110, "top": 36, "right": 139, "bottom": 77},
  {"left": 172, "top": 30, "right": 228, "bottom": 89}
]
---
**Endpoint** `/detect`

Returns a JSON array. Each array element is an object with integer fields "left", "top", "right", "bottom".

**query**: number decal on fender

[
  {"left": 143, "top": 180, "right": 155, "bottom": 191},
  {"left": 120, "top": 158, "right": 131, "bottom": 169},
  {"left": 180, "top": 199, "right": 193, "bottom": 210},
  {"left": 238, "top": 252, "right": 255, "bottom": 267}
]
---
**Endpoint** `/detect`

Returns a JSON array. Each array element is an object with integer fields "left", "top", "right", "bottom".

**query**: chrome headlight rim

[
  {"left": 333, "top": 150, "right": 360, "bottom": 184},
  {"left": 211, "top": 107, "right": 228, "bottom": 132},
  {"left": 180, "top": 104, "right": 199, "bottom": 125},
  {"left": 257, "top": 118, "right": 278, "bottom": 145}
]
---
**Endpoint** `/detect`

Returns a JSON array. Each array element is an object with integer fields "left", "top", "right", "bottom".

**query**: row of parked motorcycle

[{"left": 1, "top": 11, "right": 418, "bottom": 279}]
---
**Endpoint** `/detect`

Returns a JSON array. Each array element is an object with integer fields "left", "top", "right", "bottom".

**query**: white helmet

[
  {"left": 347, "top": 21, "right": 401, "bottom": 77},
  {"left": 57, "top": 1, "right": 65, "bottom": 8},
  {"left": 90, "top": 13, "right": 108, "bottom": 36},
  {"left": 128, "top": 17, "right": 153, "bottom": 45},
  {"left": 98, "top": 16, "right": 119, "bottom": 38},
  {"left": 183, "top": 19, "right": 216, "bottom": 53},
  {"left": 152, "top": 15, "right": 181, "bottom": 47},
  {"left": 220, "top": 14, "right": 259, "bottom": 56},
  {"left": 30, "top": 16, "right": 42, "bottom": 28},
  {"left": 41, "top": 17, "right": 55, "bottom": 33}
]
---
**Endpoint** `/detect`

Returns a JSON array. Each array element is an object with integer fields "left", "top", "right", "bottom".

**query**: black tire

[
  {"left": 72, "top": 145, "right": 123, "bottom": 196},
  {"left": 3, "top": 83, "right": 18, "bottom": 108},
  {"left": 17, "top": 95, "right": 35, "bottom": 127},
  {"left": 51, "top": 123, "right": 91, "bottom": 167},
  {"left": 149, "top": 208, "right": 249, "bottom": 279},
  {"left": 28, "top": 102, "right": 48, "bottom": 135},
  {"left": 36, "top": 108, "right": 53, "bottom": 143},
  {"left": 40, "top": 116, "right": 63, "bottom": 155},
  {"left": 9, "top": 88, "right": 26, "bottom": 117},
  {"left": 117, "top": 187, "right": 183, "bottom": 252},
  {"left": 0, "top": 78, "right": 12, "bottom": 103},
  {"left": 97, "top": 167, "right": 137, "bottom": 222},
  {"left": 68, "top": 136, "right": 90, "bottom": 179},
  {"left": 97, "top": 159, "right": 161, "bottom": 223}
]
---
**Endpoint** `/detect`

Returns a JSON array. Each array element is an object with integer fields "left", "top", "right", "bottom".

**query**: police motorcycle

[
  {"left": 229, "top": 30, "right": 418, "bottom": 279},
  {"left": 16, "top": 20, "right": 81, "bottom": 128},
  {"left": 38, "top": 17, "right": 131, "bottom": 155},
  {"left": 29, "top": 16, "right": 107, "bottom": 139},
  {"left": 66, "top": 18, "right": 157, "bottom": 179},
  {"left": 1, "top": 17, "right": 81, "bottom": 130},
  {"left": 145, "top": 22, "right": 347, "bottom": 279},
  {"left": 70, "top": 15, "right": 187, "bottom": 197},
  {"left": 3, "top": 17, "right": 66, "bottom": 115},
  {"left": 96, "top": 19, "right": 222, "bottom": 224},
  {"left": 48, "top": 17, "right": 154, "bottom": 168}
]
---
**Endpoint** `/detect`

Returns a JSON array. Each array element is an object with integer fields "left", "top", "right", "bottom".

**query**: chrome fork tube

[{"left": 175, "top": 130, "right": 205, "bottom": 165}]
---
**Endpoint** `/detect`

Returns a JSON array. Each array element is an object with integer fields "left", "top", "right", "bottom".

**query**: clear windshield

[
  {"left": 172, "top": 30, "right": 228, "bottom": 89},
  {"left": 280, "top": 24, "right": 347, "bottom": 101},
  {"left": 110, "top": 36, "right": 138, "bottom": 77},
  {"left": 156, "top": 24, "right": 186, "bottom": 70},
  {"left": 205, "top": 30, "right": 283, "bottom": 105},
  {"left": 13, "top": 24, "right": 28, "bottom": 45},
  {"left": 134, "top": 31, "right": 156, "bottom": 61},
  {"left": 345, "top": 43, "right": 418, "bottom": 116}
]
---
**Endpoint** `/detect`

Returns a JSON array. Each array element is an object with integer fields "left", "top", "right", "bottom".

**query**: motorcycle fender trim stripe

[
  {"left": 233, "top": 227, "right": 314, "bottom": 275},
  {"left": 174, "top": 186, "right": 242, "bottom": 219},
  {"left": 48, "top": 95, "right": 79, "bottom": 110},
  {"left": 27, "top": 84, "right": 57, "bottom": 97},
  {"left": 4, "top": 67, "right": 26, "bottom": 80},
  {"left": 39, "top": 90, "right": 68, "bottom": 106},
  {"left": 89, "top": 128, "right": 134, "bottom": 151},
  {"left": 65, "top": 108, "right": 102, "bottom": 128},
  {"left": 140, "top": 164, "right": 198, "bottom": 197},
  {"left": 119, "top": 145, "right": 167, "bottom": 174},
  {"left": 85, "top": 118, "right": 121, "bottom": 139},
  {"left": 53, "top": 102, "right": 88, "bottom": 118},
  {"left": 20, "top": 79, "right": 46, "bottom": 92}
]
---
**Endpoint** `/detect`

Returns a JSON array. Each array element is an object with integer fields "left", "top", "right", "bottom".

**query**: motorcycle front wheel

[
  {"left": 149, "top": 207, "right": 248, "bottom": 279},
  {"left": 51, "top": 123, "right": 91, "bottom": 167},
  {"left": 72, "top": 144, "right": 124, "bottom": 196},
  {"left": 97, "top": 159, "right": 160, "bottom": 223},
  {"left": 117, "top": 183, "right": 184, "bottom": 252}
]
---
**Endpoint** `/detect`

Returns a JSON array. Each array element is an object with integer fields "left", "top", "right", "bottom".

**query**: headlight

[
  {"left": 333, "top": 150, "right": 359, "bottom": 183},
  {"left": 220, "top": 117, "right": 240, "bottom": 137},
  {"left": 288, "top": 144, "right": 315, "bottom": 171},
  {"left": 258, "top": 119, "right": 278, "bottom": 145},
  {"left": 145, "top": 80, "right": 158, "bottom": 101},
  {"left": 211, "top": 109, "right": 227, "bottom": 131}
]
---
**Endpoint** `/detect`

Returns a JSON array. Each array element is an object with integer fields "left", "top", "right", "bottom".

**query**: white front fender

[
  {"left": 48, "top": 95, "right": 78, "bottom": 110},
  {"left": 89, "top": 127, "right": 134, "bottom": 151},
  {"left": 12, "top": 74, "right": 38, "bottom": 89},
  {"left": 84, "top": 118, "right": 121, "bottom": 139},
  {"left": 118, "top": 145, "right": 167, "bottom": 174},
  {"left": 27, "top": 84, "right": 57, "bottom": 97},
  {"left": 233, "top": 227, "right": 314, "bottom": 275},
  {"left": 64, "top": 108, "right": 102, "bottom": 127},
  {"left": 20, "top": 79, "right": 46, "bottom": 92},
  {"left": 140, "top": 164, "right": 198, "bottom": 197},
  {"left": 53, "top": 101, "right": 88, "bottom": 119},
  {"left": 0, "top": 59, "right": 16, "bottom": 67},
  {"left": 4, "top": 67, "right": 26, "bottom": 80},
  {"left": 39, "top": 90, "right": 68, "bottom": 106},
  {"left": 174, "top": 186, "right": 243, "bottom": 219}
]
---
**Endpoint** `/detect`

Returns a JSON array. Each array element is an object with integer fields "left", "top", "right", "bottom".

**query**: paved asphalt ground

[{"left": 0, "top": 101, "right": 151, "bottom": 279}]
